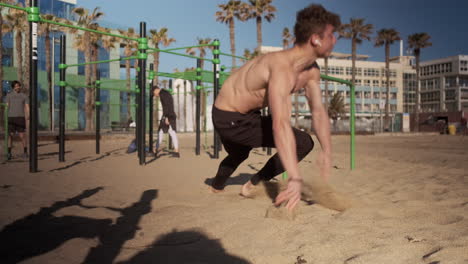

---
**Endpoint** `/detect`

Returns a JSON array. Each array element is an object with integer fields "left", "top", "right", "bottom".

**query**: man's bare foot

[
  {"left": 240, "top": 181, "right": 256, "bottom": 198},
  {"left": 210, "top": 186, "right": 224, "bottom": 193}
]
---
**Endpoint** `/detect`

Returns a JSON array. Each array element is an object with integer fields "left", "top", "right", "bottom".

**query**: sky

[{"left": 79, "top": 0, "right": 468, "bottom": 74}]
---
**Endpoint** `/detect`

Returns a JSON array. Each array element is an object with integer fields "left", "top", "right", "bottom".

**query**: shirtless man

[{"left": 210, "top": 4, "right": 340, "bottom": 211}]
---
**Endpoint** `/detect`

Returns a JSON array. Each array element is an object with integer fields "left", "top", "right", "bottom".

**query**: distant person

[
  {"left": 153, "top": 86, "right": 180, "bottom": 157},
  {"left": 5, "top": 81, "right": 29, "bottom": 160}
]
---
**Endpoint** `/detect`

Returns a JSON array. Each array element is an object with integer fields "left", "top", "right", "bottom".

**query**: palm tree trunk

[
  {"left": 0, "top": 11, "right": 4, "bottom": 130},
  {"left": 184, "top": 81, "right": 187, "bottom": 132},
  {"left": 125, "top": 59, "right": 132, "bottom": 122},
  {"left": 84, "top": 33, "right": 94, "bottom": 131},
  {"left": 256, "top": 16, "right": 262, "bottom": 51},
  {"left": 229, "top": 19, "right": 236, "bottom": 68},
  {"left": 15, "top": 32, "right": 23, "bottom": 85},
  {"left": 153, "top": 50, "right": 160, "bottom": 128},
  {"left": 414, "top": 51, "right": 421, "bottom": 132},
  {"left": 23, "top": 1, "right": 30, "bottom": 94},
  {"left": 351, "top": 39, "right": 356, "bottom": 117},
  {"left": 45, "top": 28, "right": 53, "bottom": 130},
  {"left": 385, "top": 43, "right": 390, "bottom": 131}
]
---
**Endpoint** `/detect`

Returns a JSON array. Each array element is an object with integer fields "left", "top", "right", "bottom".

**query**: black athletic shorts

[
  {"left": 212, "top": 105, "right": 273, "bottom": 148},
  {"left": 8, "top": 117, "right": 26, "bottom": 133}
]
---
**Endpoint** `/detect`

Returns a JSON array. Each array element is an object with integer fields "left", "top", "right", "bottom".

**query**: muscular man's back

[{"left": 215, "top": 53, "right": 276, "bottom": 114}]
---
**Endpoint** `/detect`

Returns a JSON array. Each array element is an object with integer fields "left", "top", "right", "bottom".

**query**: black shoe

[{"left": 172, "top": 152, "right": 180, "bottom": 158}]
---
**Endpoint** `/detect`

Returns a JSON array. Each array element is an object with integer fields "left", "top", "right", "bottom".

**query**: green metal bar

[
  {"left": 0, "top": 104, "right": 7, "bottom": 161},
  {"left": 96, "top": 102, "right": 137, "bottom": 107},
  {"left": 40, "top": 18, "right": 139, "bottom": 42},
  {"left": 349, "top": 84, "right": 356, "bottom": 170},
  {"left": 0, "top": 2, "right": 28, "bottom": 11},
  {"left": 65, "top": 56, "right": 137, "bottom": 68},
  {"left": 147, "top": 48, "right": 214, "bottom": 62},
  {"left": 66, "top": 83, "right": 139, "bottom": 93},
  {"left": 219, "top": 52, "right": 247, "bottom": 61},
  {"left": 320, "top": 74, "right": 353, "bottom": 86},
  {"left": 318, "top": 75, "right": 355, "bottom": 170},
  {"left": 160, "top": 44, "right": 214, "bottom": 52}
]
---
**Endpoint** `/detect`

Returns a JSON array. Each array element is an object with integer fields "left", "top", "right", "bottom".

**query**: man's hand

[
  {"left": 165, "top": 118, "right": 169, "bottom": 125},
  {"left": 317, "top": 151, "right": 332, "bottom": 182},
  {"left": 274, "top": 178, "right": 302, "bottom": 211}
]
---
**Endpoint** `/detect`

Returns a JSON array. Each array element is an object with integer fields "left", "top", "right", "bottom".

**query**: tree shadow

[
  {"left": 0, "top": 187, "right": 111, "bottom": 264},
  {"left": 204, "top": 173, "right": 253, "bottom": 188},
  {"left": 82, "top": 189, "right": 158, "bottom": 263},
  {"left": 117, "top": 229, "right": 251, "bottom": 264}
]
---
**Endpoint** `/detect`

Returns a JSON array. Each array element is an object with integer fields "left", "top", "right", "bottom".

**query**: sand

[{"left": 0, "top": 133, "right": 467, "bottom": 264}]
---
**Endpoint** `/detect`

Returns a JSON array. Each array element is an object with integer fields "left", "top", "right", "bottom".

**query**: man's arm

[
  {"left": 304, "top": 68, "right": 332, "bottom": 180},
  {"left": 268, "top": 64, "right": 300, "bottom": 181}
]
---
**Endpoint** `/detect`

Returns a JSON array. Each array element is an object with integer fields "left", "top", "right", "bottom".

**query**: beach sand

[{"left": 0, "top": 133, "right": 467, "bottom": 264}]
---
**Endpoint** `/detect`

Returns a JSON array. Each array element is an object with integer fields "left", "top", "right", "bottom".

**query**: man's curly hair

[{"left": 294, "top": 4, "right": 341, "bottom": 45}]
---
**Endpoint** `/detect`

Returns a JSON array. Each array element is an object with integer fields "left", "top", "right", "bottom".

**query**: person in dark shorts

[
  {"left": 5, "top": 81, "right": 29, "bottom": 160},
  {"left": 210, "top": 4, "right": 340, "bottom": 211},
  {"left": 153, "top": 86, "right": 179, "bottom": 157}
]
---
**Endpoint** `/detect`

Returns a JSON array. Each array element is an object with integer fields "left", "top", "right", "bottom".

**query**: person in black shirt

[{"left": 153, "top": 86, "right": 180, "bottom": 157}]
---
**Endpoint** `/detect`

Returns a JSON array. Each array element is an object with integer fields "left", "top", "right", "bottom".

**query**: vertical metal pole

[
  {"left": 168, "top": 79, "right": 173, "bottom": 150},
  {"left": 59, "top": 36, "right": 66, "bottom": 162},
  {"left": 4, "top": 105, "right": 8, "bottom": 161},
  {"left": 138, "top": 22, "right": 147, "bottom": 165},
  {"left": 136, "top": 71, "right": 140, "bottom": 158},
  {"left": 148, "top": 63, "right": 154, "bottom": 154},
  {"left": 195, "top": 59, "right": 201, "bottom": 155},
  {"left": 29, "top": 0, "right": 39, "bottom": 172},
  {"left": 213, "top": 39, "right": 220, "bottom": 159},
  {"left": 95, "top": 71, "right": 101, "bottom": 154},
  {"left": 350, "top": 84, "right": 356, "bottom": 170}
]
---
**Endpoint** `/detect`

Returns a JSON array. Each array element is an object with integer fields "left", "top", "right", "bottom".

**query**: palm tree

[
  {"left": 0, "top": 0, "right": 13, "bottom": 129},
  {"left": 5, "top": 5, "right": 28, "bottom": 86},
  {"left": 187, "top": 38, "right": 213, "bottom": 133},
  {"left": 244, "top": 0, "right": 276, "bottom": 52},
  {"left": 375, "top": 28, "right": 400, "bottom": 131},
  {"left": 339, "top": 18, "right": 373, "bottom": 85},
  {"left": 339, "top": 18, "right": 373, "bottom": 121},
  {"left": 282, "top": 27, "right": 293, "bottom": 49},
  {"left": 71, "top": 7, "right": 104, "bottom": 131},
  {"left": 149, "top": 28, "right": 176, "bottom": 128},
  {"left": 38, "top": 14, "right": 63, "bottom": 130},
  {"left": 408, "top": 33, "right": 432, "bottom": 132},
  {"left": 215, "top": 0, "right": 245, "bottom": 68},
  {"left": 117, "top": 27, "right": 138, "bottom": 121},
  {"left": 242, "top": 48, "right": 259, "bottom": 63},
  {"left": 328, "top": 92, "right": 346, "bottom": 132}
]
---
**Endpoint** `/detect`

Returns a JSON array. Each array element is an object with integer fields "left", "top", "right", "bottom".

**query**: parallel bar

[
  {"left": 148, "top": 63, "right": 154, "bottom": 154},
  {"left": 147, "top": 48, "right": 214, "bottom": 63},
  {"left": 138, "top": 22, "right": 147, "bottom": 165},
  {"left": 219, "top": 52, "right": 247, "bottom": 61},
  {"left": 64, "top": 56, "right": 137, "bottom": 68},
  {"left": 350, "top": 84, "right": 356, "bottom": 169},
  {"left": 29, "top": 0, "right": 38, "bottom": 172},
  {"left": 40, "top": 18, "right": 139, "bottom": 42},
  {"left": 195, "top": 59, "right": 201, "bottom": 156},
  {"left": 159, "top": 44, "right": 213, "bottom": 52},
  {"left": 59, "top": 35, "right": 66, "bottom": 162},
  {"left": 213, "top": 39, "right": 220, "bottom": 159},
  {"left": 95, "top": 72, "right": 101, "bottom": 154}
]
